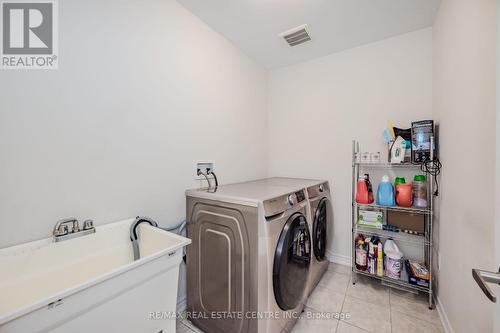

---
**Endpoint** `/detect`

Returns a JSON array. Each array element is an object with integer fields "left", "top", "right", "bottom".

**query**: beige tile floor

[{"left": 177, "top": 263, "right": 444, "bottom": 333}]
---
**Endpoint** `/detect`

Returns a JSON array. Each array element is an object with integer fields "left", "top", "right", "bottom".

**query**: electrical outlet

[{"left": 195, "top": 161, "right": 214, "bottom": 179}]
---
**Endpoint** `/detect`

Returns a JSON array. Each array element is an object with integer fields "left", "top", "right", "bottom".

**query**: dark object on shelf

[
  {"left": 411, "top": 120, "right": 434, "bottom": 163},
  {"left": 387, "top": 211, "right": 424, "bottom": 234},
  {"left": 394, "top": 127, "right": 411, "bottom": 142},
  {"left": 405, "top": 260, "right": 430, "bottom": 289},
  {"left": 382, "top": 225, "right": 400, "bottom": 233},
  {"left": 393, "top": 127, "right": 412, "bottom": 163}
]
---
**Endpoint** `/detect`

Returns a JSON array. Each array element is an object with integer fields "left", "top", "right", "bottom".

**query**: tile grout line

[
  {"left": 334, "top": 271, "right": 351, "bottom": 332},
  {"left": 335, "top": 279, "right": 349, "bottom": 333},
  {"left": 391, "top": 309, "right": 444, "bottom": 332},
  {"left": 343, "top": 292, "right": 390, "bottom": 307},
  {"left": 389, "top": 290, "right": 393, "bottom": 333},
  {"left": 341, "top": 276, "right": 377, "bottom": 333},
  {"left": 389, "top": 291, "right": 443, "bottom": 330}
]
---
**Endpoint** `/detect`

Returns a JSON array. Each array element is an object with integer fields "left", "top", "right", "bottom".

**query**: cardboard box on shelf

[{"left": 387, "top": 211, "right": 425, "bottom": 233}]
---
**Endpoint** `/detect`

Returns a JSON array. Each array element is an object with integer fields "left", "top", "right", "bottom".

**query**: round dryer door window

[
  {"left": 313, "top": 198, "right": 329, "bottom": 261},
  {"left": 273, "top": 213, "right": 311, "bottom": 311}
]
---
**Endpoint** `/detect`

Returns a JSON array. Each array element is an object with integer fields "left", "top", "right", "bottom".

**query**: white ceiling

[{"left": 177, "top": 0, "right": 441, "bottom": 69}]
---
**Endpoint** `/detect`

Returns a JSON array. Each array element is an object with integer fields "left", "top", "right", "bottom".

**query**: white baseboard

[
  {"left": 325, "top": 250, "right": 351, "bottom": 266},
  {"left": 177, "top": 296, "right": 187, "bottom": 312},
  {"left": 436, "top": 296, "right": 453, "bottom": 333}
]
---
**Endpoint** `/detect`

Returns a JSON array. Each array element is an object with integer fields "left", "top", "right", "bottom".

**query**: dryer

[
  {"left": 306, "top": 181, "right": 332, "bottom": 296},
  {"left": 186, "top": 181, "right": 311, "bottom": 333},
  {"left": 249, "top": 178, "right": 332, "bottom": 296}
]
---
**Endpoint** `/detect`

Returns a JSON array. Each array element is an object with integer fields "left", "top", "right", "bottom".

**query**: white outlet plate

[{"left": 195, "top": 161, "right": 215, "bottom": 180}]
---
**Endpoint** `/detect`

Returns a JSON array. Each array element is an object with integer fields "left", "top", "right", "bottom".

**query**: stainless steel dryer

[
  {"left": 306, "top": 181, "right": 332, "bottom": 295},
  {"left": 250, "top": 178, "right": 332, "bottom": 296},
  {"left": 186, "top": 181, "right": 311, "bottom": 333}
]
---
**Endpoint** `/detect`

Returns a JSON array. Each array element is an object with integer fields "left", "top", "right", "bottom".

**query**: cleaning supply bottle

[
  {"left": 396, "top": 183, "right": 413, "bottom": 207},
  {"left": 384, "top": 239, "right": 403, "bottom": 279},
  {"left": 355, "top": 235, "right": 367, "bottom": 271},
  {"left": 356, "top": 174, "right": 374, "bottom": 204},
  {"left": 376, "top": 242, "right": 384, "bottom": 277},
  {"left": 367, "top": 241, "right": 376, "bottom": 275},
  {"left": 413, "top": 175, "right": 428, "bottom": 207},
  {"left": 376, "top": 175, "right": 395, "bottom": 206}
]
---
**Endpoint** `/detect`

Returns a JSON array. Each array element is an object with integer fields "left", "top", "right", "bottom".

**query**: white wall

[
  {"left": 496, "top": 2, "right": 500, "bottom": 332},
  {"left": 0, "top": 0, "right": 267, "bottom": 246},
  {"left": 267, "top": 29, "right": 433, "bottom": 259},
  {"left": 433, "top": 1, "right": 496, "bottom": 332},
  {"left": 0, "top": 0, "right": 268, "bottom": 307}
]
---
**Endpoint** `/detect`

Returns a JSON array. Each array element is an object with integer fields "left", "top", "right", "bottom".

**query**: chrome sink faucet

[{"left": 53, "top": 217, "right": 96, "bottom": 242}]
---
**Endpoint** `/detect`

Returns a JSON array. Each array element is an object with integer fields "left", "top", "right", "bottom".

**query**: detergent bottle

[
  {"left": 356, "top": 174, "right": 374, "bottom": 204},
  {"left": 376, "top": 175, "right": 395, "bottom": 206},
  {"left": 396, "top": 183, "right": 413, "bottom": 207}
]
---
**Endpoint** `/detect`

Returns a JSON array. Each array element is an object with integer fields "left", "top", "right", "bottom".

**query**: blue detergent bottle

[{"left": 377, "top": 175, "right": 395, "bottom": 206}]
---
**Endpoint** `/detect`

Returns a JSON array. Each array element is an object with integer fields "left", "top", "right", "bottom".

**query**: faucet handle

[
  {"left": 83, "top": 219, "right": 94, "bottom": 230},
  {"left": 54, "top": 224, "right": 69, "bottom": 236}
]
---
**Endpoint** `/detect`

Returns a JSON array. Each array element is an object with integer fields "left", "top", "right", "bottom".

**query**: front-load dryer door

[
  {"left": 313, "top": 198, "right": 329, "bottom": 261},
  {"left": 273, "top": 213, "right": 311, "bottom": 311}
]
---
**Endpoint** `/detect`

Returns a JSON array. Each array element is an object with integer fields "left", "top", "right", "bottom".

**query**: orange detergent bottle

[
  {"left": 356, "top": 174, "right": 374, "bottom": 204},
  {"left": 396, "top": 183, "right": 413, "bottom": 207}
]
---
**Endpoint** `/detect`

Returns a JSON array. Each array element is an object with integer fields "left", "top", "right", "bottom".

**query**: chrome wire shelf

[
  {"left": 354, "top": 268, "right": 430, "bottom": 293},
  {"left": 354, "top": 162, "right": 423, "bottom": 168},
  {"left": 355, "top": 203, "right": 431, "bottom": 215},
  {"left": 355, "top": 224, "right": 430, "bottom": 245}
]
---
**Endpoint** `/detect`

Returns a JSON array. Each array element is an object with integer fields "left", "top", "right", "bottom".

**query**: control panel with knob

[
  {"left": 307, "top": 182, "right": 329, "bottom": 199},
  {"left": 263, "top": 189, "right": 306, "bottom": 218}
]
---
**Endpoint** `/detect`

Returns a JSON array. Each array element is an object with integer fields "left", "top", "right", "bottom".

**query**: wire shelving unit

[{"left": 351, "top": 139, "right": 436, "bottom": 309}]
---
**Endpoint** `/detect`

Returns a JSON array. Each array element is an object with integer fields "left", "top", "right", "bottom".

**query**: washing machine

[
  {"left": 186, "top": 181, "right": 311, "bottom": 333},
  {"left": 250, "top": 178, "right": 332, "bottom": 296}
]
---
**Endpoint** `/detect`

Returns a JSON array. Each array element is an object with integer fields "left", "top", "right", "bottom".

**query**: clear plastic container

[{"left": 413, "top": 175, "right": 428, "bottom": 208}]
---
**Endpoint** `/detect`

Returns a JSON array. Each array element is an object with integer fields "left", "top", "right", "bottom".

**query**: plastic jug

[
  {"left": 376, "top": 175, "right": 395, "bottom": 206},
  {"left": 384, "top": 239, "right": 403, "bottom": 279},
  {"left": 413, "top": 175, "right": 428, "bottom": 208},
  {"left": 356, "top": 174, "right": 374, "bottom": 204},
  {"left": 396, "top": 183, "right": 413, "bottom": 207}
]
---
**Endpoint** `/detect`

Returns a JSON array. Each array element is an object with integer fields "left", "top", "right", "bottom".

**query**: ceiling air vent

[{"left": 280, "top": 24, "right": 311, "bottom": 47}]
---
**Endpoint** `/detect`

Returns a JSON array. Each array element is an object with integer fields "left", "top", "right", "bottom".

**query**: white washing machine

[
  {"left": 251, "top": 178, "right": 332, "bottom": 296},
  {"left": 186, "top": 181, "right": 312, "bottom": 333}
]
